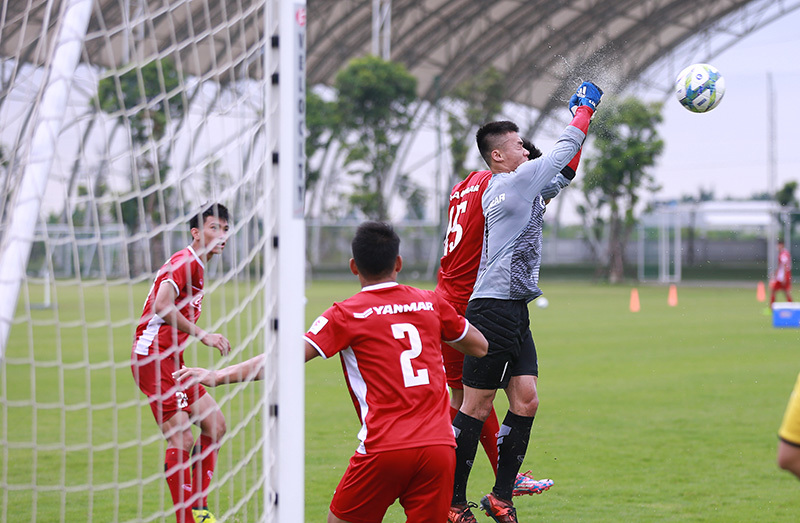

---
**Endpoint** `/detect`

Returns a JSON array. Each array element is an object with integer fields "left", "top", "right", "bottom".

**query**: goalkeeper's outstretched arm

[{"left": 538, "top": 81, "right": 601, "bottom": 201}]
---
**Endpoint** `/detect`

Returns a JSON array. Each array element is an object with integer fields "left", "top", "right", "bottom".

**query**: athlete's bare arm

[
  {"left": 305, "top": 340, "right": 321, "bottom": 362},
  {"left": 173, "top": 353, "right": 265, "bottom": 387},
  {"left": 153, "top": 281, "right": 231, "bottom": 355},
  {"left": 446, "top": 323, "right": 488, "bottom": 358}
]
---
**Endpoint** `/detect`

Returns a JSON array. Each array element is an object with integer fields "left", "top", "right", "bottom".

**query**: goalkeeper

[
  {"left": 436, "top": 139, "right": 576, "bottom": 506},
  {"left": 130, "top": 203, "right": 231, "bottom": 523},
  {"left": 449, "top": 81, "right": 602, "bottom": 523}
]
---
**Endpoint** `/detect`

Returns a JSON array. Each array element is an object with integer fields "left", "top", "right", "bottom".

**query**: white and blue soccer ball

[
  {"left": 674, "top": 63, "right": 725, "bottom": 113},
  {"left": 536, "top": 296, "right": 549, "bottom": 309}
]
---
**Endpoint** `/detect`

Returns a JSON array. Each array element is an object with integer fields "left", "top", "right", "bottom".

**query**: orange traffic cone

[
  {"left": 630, "top": 288, "right": 640, "bottom": 312},
  {"left": 756, "top": 281, "right": 766, "bottom": 302},
  {"left": 668, "top": 284, "right": 678, "bottom": 307}
]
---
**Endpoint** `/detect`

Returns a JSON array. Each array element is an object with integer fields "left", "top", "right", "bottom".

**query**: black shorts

[{"left": 462, "top": 298, "right": 538, "bottom": 390}]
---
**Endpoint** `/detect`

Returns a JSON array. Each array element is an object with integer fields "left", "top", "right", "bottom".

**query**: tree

[
  {"left": 446, "top": 67, "right": 506, "bottom": 180},
  {"left": 306, "top": 89, "right": 337, "bottom": 192},
  {"left": 96, "top": 59, "right": 185, "bottom": 143},
  {"left": 334, "top": 55, "right": 418, "bottom": 220},
  {"left": 96, "top": 58, "right": 185, "bottom": 270},
  {"left": 580, "top": 97, "right": 664, "bottom": 283},
  {"left": 775, "top": 181, "right": 800, "bottom": 231},
  {"left": 776, "top": 181, "right": 798, "bottom": 208}
]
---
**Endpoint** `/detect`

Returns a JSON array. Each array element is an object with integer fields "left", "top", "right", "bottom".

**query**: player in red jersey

[
  {"left": 177, "top": 221, "right": 488, "bottom": 523},
  {"left": 308, "top": 221, "right": 487, "bottom": 523},
  {"left": 437, "top": 168, "right": 499, "bottom": 466},
  {"left": 131, "top": 203, "right": 231, "bottom": 523},
  {"left": 770, "top": 240, "right": 793, "bottom": 306}
]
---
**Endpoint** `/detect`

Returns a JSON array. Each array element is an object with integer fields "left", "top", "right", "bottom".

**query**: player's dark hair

[
  {"left": 522, "top": 139, "right": 542, "bottom": 160},
  {"left": 351, "top": 221, "right": 400, "bottom": 278},
  {"left": 476, "top": 120, "right": 519, "bottom": 166},
  {"left": 190, "top": 203, "right": 230, "bottom": 230}
]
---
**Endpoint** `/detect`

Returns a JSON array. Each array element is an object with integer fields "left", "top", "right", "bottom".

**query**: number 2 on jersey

[
  {"left": 443, "top": 201, "right": 468, "bottom": 257},
  {"left": 391, "top": 323, "right": 430, "bottom": 388}
]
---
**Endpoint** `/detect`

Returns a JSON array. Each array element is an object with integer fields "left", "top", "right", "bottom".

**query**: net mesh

[{"left": 0, "top": 1, "right": 279, "bottom": 521}]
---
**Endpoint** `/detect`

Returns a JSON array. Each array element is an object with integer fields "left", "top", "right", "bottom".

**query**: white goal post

[{"left": 0, "top": 1, "right": 305, "bottom": 522}]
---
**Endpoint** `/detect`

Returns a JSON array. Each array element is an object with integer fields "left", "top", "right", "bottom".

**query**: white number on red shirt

[
  {"left": 392, "top": 323, "right": 430, "bottom": 388},
  {"left": 443, "top": 201, "right": 468, "bottom": 257}
]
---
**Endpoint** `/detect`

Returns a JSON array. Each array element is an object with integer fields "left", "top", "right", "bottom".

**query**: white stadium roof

[{"left": 2, "top": 0, "right": 799, "bottom": 128}]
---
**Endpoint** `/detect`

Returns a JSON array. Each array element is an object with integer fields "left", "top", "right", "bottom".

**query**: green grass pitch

[
  {"left": 304, "top": 280, "right": 800, "bottom": 522},
  {"left": 4, "top": 280, "right": 800, "bottom": 522}
]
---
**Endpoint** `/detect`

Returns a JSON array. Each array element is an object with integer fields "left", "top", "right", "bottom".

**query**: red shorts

[
  {"left": 441, "top": 300, "right": 468, "bottom": 389},
  {"left": 774, "top": 279, "right": 792, "bottom": 291},
  {"left": 329, "top": 445, "right": 455, "bottom": 523},
  {"left": 131, "top": 350, "right": 206, "bottom": 424}
]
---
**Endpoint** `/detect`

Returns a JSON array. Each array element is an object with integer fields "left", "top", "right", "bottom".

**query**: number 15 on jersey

[{"left": 443, "top": 201, "right": 468, "bottom": 257}]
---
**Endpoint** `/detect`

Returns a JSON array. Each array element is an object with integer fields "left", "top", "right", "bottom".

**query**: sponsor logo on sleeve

[{"left": 308, "top": 315, "right": 328, "bottom": 334}]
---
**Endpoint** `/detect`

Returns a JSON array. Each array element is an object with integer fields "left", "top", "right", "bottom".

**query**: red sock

[
  {"left": 164, "top": 448, "right": 194, "bottom": 523},
  {"left": 191, "top": 435, "right": 218, "bottom": 509},
  {"left": 480, "top": 406, "right": 500, "bottom": 476}
]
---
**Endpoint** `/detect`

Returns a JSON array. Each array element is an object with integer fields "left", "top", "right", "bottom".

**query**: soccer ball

[
  {"left": 536, "top": 297, "right": 549, "bottom": 309},
  {"left": 674, "top": 63, "right": 725, "bottom": 113}
]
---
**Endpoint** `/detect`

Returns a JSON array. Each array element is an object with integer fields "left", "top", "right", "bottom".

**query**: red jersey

[
  {"left": 778, "top": 248, "right": 792, "bottom": 284},
  {"left": 304, "top": 282, "right": 469, "bottom": 454},
  {"left": 435, "top": 170, "right": 492, "bottom": 304},
  {"left": 132, "top": 246, "right": 205, "bottom": 356}
]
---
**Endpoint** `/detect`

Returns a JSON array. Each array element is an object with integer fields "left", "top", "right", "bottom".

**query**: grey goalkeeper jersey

[{"left": 471, "top": 124, "right": 586, "bottom": 302}]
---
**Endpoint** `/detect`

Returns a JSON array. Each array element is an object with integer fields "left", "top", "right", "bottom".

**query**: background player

[
  {"left": 770, "top": 240, "right": 793, "bottom": 306},
  {"left": 130, "top": 203, "right": 231, "bottom": 523},
  {"left": 177, "top": 221, "right": 488, "bottom": 523},
  {"left": 449, "top": 81, "right": 602, "bottom": 523},
  {"left": 437, "top": 141, "right": 573, "bottom": 504}
]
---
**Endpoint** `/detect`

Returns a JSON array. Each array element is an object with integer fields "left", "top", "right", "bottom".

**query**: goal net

[{"left": 0, "top": 1, "right": 305, "bottom": 522}]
